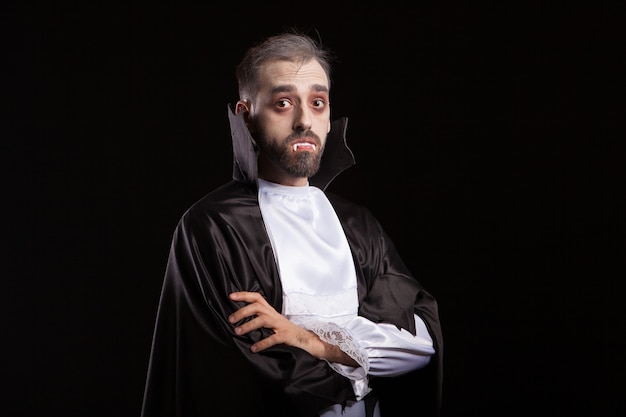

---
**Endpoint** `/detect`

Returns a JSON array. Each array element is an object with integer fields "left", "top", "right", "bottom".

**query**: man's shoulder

[
  {"left": 326, "top": 191, "right": 373, "bottom": 218},
  {"left": 192, "top": 180, "right": 255, "bottom": 208},
  {"left": 179, "top": 180, "right": 260, "bottom": 234}
]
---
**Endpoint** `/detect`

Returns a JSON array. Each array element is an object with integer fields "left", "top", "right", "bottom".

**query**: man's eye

[
  {"left": 312, "top": 99, "right": 325, "bottom": 108},
  {"left": 277, "top": 99, "right": 291, "bottom": 108}
]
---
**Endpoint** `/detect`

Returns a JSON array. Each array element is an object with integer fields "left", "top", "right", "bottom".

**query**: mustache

[{"left": 285, "top": 130, "right": 322, "bottom": 146}]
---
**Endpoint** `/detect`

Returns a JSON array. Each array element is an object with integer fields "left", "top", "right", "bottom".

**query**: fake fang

[{"left": 292, "top": 143, "right": 316, "bottom": 151}]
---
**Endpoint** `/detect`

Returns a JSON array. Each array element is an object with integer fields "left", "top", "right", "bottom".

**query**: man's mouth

[{"left": 292, "top": 142, "right": 317, "bottom": 151}]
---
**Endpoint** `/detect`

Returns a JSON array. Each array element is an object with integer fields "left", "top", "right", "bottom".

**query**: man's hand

[
  {"left": 228, "top": 291, "right": 319, "bottom": 353},
  {"left": 228, "top": 291, "right": 358, "bottom": 367}
]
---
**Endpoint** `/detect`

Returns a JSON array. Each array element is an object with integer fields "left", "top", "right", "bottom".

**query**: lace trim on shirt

[
  {"left": 282, "top": 290, "right": 358, "bottom": 318},
  {"left": 301, "top": 320, "right": 369, "bottom": 373}
]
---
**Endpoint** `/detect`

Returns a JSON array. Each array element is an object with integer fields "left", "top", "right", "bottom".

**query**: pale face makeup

[{"left": 239, "top": 59, "right": 332, "bottom": 186}]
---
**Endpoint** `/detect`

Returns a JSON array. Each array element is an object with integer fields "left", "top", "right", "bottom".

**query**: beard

[{"left": 257, "top": 131, "right": 325, "bottom": 178}]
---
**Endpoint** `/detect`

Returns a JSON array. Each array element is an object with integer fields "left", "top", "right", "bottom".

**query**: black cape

[{"left": 140, "top": 106, "right": 444, "bottom": 417}]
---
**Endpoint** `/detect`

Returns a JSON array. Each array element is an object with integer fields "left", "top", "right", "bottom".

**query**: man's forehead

[{"left": 259, "top": 60, "right": 329, "bottom": 89}]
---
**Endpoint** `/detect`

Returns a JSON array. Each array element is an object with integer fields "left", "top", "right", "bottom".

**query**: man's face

[{"left": 246, "top": 59, "right": 331, "bottom": 185}]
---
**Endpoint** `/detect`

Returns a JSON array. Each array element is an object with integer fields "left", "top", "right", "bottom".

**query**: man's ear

[
  {"left": 235, "top": 100, "right": 254, "bottom": 131},
  {"left": 235, "top": 100, "right": 249, "bottom": 115}
]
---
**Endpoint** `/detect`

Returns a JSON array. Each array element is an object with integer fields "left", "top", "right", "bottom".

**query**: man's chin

[{"left": 286, "top": 158, "right": 321, "bottom": 178}]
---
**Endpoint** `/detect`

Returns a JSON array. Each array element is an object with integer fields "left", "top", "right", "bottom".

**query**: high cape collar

[{"left": 227, "top": 104, "right": 356, "bottom": 191}]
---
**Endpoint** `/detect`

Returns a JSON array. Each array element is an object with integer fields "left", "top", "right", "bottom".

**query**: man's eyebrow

[
  {"left": 271, "top": 85, "right": 295, "bottom": 94},
  {"left": 270, "top": 84, "right": 329, "bottom": 94},
  {"left": 311, "top": 84, "right": 329, "bottom": 93}
]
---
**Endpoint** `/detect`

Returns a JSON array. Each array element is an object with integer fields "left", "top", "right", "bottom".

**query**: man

[{"left": 141, "top": 31, "right": 443, "bottom": 417}]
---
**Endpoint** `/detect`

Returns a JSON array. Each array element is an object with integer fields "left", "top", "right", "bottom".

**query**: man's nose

[{"left": 293, "top": 106, "right": 312, "bottom": 131}]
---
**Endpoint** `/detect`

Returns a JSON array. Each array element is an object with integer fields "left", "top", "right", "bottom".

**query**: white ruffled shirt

[{"left": 258, "top": 179, "right": 435, "bottom": 417}]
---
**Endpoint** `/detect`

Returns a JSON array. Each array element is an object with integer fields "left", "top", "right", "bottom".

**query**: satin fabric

[
  {"left": 140, "top": 106, "right": 443, "bottom": 417},
  {"left": 257, "top": 179, "right": 359, "bottom": 320}
]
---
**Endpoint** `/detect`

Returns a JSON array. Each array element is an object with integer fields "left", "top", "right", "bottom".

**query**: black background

[{"left": 3, "top": 2, "right": 624, "bottom": 416}]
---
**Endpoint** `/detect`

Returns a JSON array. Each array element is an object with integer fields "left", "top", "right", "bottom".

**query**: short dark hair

[{"left": 235, "top": 30, "right": 334, "bottom": 101}]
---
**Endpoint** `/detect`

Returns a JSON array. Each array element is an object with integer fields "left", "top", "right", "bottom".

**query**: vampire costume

[{"left": 140, "top": 105, "right": 444, "bottom": 417}]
